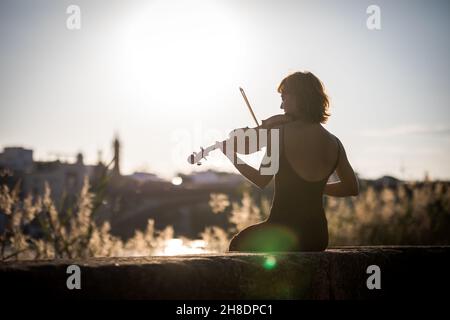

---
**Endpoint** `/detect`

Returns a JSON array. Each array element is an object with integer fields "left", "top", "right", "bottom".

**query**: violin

[{"left": 187, "top": 87, "right": 296, "bottom": 165}]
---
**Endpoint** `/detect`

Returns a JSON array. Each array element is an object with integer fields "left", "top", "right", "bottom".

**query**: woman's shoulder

[
  {"left": 284, "top": 122, "right": 341, "bottom": 146},
  {"left": 283, "top": 120, "right": 322, "bottom": 134}
]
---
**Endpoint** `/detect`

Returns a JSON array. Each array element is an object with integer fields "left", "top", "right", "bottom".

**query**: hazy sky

[{"left": 1, "top": 0, "right": 449, "bottom": 181}]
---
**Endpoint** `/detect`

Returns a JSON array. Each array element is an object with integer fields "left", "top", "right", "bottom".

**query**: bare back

[{"left": 283, "top": 121, "right": 339, "bottom": 182}]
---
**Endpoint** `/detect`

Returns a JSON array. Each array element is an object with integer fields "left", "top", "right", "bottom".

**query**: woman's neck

[{"left": 288, "top": 113, "right": 312, "bottom": 125}]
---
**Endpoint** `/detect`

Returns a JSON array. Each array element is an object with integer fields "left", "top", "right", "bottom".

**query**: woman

[{"left": 223, "top": 71, "right": 359, "bottom": 252}]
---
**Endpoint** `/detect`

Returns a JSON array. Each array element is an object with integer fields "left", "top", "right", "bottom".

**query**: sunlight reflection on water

[{"left": 156, "top": 238, "right": 211, "bottom": 256}]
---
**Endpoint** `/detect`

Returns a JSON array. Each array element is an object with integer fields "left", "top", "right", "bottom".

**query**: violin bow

[
  {"left": 187, "top": 87, "right": 261, "bottom": 165},
  {"left": 239, "top": 87, "right": 260, "bottom": 127}
]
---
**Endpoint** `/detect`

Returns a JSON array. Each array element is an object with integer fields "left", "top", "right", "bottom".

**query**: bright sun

[{"left": 112, "top": 0, "right": 243, "bottom": 110}]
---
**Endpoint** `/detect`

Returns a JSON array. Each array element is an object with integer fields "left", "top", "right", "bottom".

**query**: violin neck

[
  {"left": 188, "top": 140, "right": 227, "bottom": 165},
  {"left": 205, "top": 141, "right": 224, "bottom": 155}
]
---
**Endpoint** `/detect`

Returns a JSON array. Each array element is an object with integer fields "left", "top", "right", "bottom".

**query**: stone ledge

[{"left": 1, "top": 246, "right": 449, "bottom": 299}]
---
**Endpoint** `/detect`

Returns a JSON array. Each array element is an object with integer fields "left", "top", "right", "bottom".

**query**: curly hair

[{"left": 277, "top": 71, "right": 331, "bottom": 124}]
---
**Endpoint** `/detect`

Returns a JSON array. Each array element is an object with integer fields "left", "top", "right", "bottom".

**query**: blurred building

[
  {"left": 0, "top": 136, "right": 124, "bottom": 200},
  {"left": 128, "top": 172, "right": 165, "bottom": 183},
  {"left": 0, "top": 147, "right": 33, "bottom": 173},
  {"left": 179, "top": 170, "right": 243, "bottom": 188}
]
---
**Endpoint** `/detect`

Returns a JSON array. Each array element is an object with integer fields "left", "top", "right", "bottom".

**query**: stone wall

[{"left": 1, "top": 246, "right": 448, "bottom": 299}]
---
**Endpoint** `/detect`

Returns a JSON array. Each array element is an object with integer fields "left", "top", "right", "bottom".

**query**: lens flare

[
  {"left": 239, "top": 224, "right": 299, "bottom": 252},
  {"left": 263, "top": 255, "right": 277, "bottom": 270}
]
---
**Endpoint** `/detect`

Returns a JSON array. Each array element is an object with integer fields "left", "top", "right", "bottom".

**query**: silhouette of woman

[{"left": 223, "top": 71, "right": 360, "bottom": 252}]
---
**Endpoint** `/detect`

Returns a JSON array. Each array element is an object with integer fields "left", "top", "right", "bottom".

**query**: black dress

[{"left": 228, "top": 124, "right": 341, "bottom": 252}]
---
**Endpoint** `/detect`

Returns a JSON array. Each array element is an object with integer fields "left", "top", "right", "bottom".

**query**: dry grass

[{"left": 1, "top": 178, "right": 449, "bottom": 260}]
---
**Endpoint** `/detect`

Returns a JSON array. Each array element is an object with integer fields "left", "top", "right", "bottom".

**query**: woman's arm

[
  {"left": 221, "top": 140, "right": 274, "bottom": 189},
  {"left": 233, "top": 155, "right": 274, "bottom": 189},
  {"left": 323, "top": 181, "right": 359, "bottom": 197},
  {"left": 324, "top": 137, "right": 359, "bottom": 197}
]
